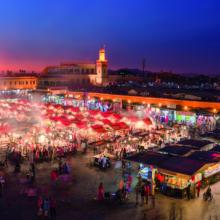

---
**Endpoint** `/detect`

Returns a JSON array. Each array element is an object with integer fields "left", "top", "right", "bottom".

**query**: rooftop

[
  {"left": 126, "top": 151, "right": 207, "bottom": 176},
  {"left": 126, "top": 151, "right": 169, "bottom": 167},
  {"left": 177, "top": 139, "right": 213, "bottom": 149},
  {"left": 187, "top": 151, "right": 220, "bottom": 163},
  {"left": 159, "top": 145, "right": 192, "bottom": 156},
  {"left": 159, "top": 156, "right": 207, "bottom": 176}
]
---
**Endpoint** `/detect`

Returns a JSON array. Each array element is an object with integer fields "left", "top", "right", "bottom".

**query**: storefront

[
  {"left": 202, "top": 163, "right": 220, "bottom": 185},
  {"left": 125, "top": 151, "right": 211, "bottom": 199},
  {"left": 43, "top": 94, "right": 85, "bottom": 107},
  {"left": 87, "top": 98, "right": 111, "bottom": 111},
  {"left": 148, "top": 107, "right": 175, "bottom": 124},
  {"left": 137, "top": 164, "right": 157, "bottom": 195},
  {"left": 174, "top": 111, "right": 196, "bottom": 125},
  {"left": 155, "top": 169, "right": 202, "bottom": 198}
]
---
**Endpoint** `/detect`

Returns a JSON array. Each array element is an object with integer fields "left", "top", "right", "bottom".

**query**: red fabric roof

[
  {"left": 143, "top": 118, "right": 152, "bottom": 125},
  {"left": 91, "top": 125, "right": 107, "bottom": 133}
]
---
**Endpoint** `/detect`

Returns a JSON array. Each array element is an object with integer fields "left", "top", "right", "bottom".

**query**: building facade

[
  {"left": 0, "top": 75, "right": 38, "bottom": 90},
  {"left": 39, "top": 48, "right": 109, "bottom": 88}
]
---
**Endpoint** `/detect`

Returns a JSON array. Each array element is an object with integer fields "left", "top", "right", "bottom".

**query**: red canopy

[
  {"left": 112, "top": 113, "right": 122, "bottom": 120},
  {"left": 46, "top": 109, "right": 55, "bottom": 115},
  {"left": 54, "top": 104, "right": 63, "bottom": 109},
  {"left": 88, "top": 109, "right": 100, "bottom": 116},
  {"left": 0, "top": 124, "right": 11, "bottom": 133},
  {"left": 100, "top": 111, "right": 113, "bottom": 118},
  {"left": 67, "top": 106, "right": 80, "bottom": 113},
  {"left": 87, "top": 116, "right": 96, "bottom": 122},
  {"left": 18, "top": 100, "right": 30, "bottom": 104},
  {"left": 74, "top": 114, "right": 84, "bottom": 121},
  {"left": 127, "top": 115, "right": 138, "bottom": 122},
  {"left": 101, "top": 119, "right": 112, "bottom": 125},
  {"left": 143, "top": 118, "right": 152, "bottom": 125},
  {"left": 91, "top": 125, "right": 107, "bottom": 133},
  {"left": 110, "top": 122, "right": 129, "bottom": 130},
  {"left": 75, "top": 121, "right": 87, "bottom": 129}
]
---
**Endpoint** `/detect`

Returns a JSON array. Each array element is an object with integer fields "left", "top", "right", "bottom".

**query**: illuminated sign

[{"left": 204, "top": 164, "right": 220, "bottom": 178}]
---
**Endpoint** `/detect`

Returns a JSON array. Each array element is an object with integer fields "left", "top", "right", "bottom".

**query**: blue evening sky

[{"left": 0, "top": 0, "right": 219, "bottom": 74}]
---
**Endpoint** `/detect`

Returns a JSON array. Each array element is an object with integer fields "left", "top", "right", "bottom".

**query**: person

[
  {"left": 140, "top": 184, "right": 145, "bottom": 205},
  {"left": 122, "top": 160, "right": 126, "bottom": 171},
  {"left": 196, "top": 181, "right": 201, "bottom": 198},
  {"left": 37, "top": 196, "right": 43, "bottom": 216},
  {"left": 50, "top": 197, "right": 57, "bottom": 219},
  {"left": 58, "top": 160, "right": 63, "bottom": 175},
  {"left": 102, "top": 156, "right": 107, "bottom": 169},
  {"left": 93, "top": 146, "right": 97, "bottom": 155},
  {"left": 63, "top": 162, "right": 68, "bottom": 174},
  {"left": 97, "top": 182, "right": 104, "bottom": 201},
  {"left": 135, "top": 179, "right": 142, "bottom": 206},
  {"left": 14, "top": 161, "right": 20, "bottom": 173},
  {"left": 119, "top": 179, "right": 124, "bottom": 190},
  {"left": 51, "top": 170, "right": 58, "bottom": 182},
  {"left": 43, "top": 198, "right": 50, "bottom": 217},
  {"left": 4, "top": 154, "right": 8, "bottom": 168},
  {"left": 144, "top": 183, "right": 150, "bottom": 205},
  {"left": 122, "top": 148, "right": 127, "bottom": 158},
  {"left": 126, "top": 175, "right": 133, "bottom": 193},
  {"left": 118, "top": 186, "right": 127, "bottom": 201},
  {"left": 30, "top": 163, "right": 35, "bottom": 181},
  {"left": 206, "top": 185, "right": 212, "bottom": 199},
  {"left": 66, "top": 162, "right": 71, "bottom": 174},
  {"left": 186, "top": 183, "right": 191, "bottom": 200}
]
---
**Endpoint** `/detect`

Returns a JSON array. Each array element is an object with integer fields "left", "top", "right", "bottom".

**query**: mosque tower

[{"left": 96, "top": 47, "right": 108, "bottom": 85}]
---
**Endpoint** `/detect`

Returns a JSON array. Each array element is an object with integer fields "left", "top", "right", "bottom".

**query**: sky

[{"left": 0, "top": 0, "right": 219, "bottom": 75}]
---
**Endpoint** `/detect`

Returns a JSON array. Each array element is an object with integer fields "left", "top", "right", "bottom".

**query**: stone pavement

[{"left": 0, "top": 153, "right": 220, "bottom": 220}]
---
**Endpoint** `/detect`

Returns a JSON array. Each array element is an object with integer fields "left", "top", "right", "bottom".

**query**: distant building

[
  {"left": 0, "top": 48, "right": 143, "bottom": 91},
  {"left": 39, "top": 48, "right": 108, "bottom": 88},
  {"left": 38, "top": 48, "right": 142, "bottom": 89},
  {"left": 0, "top": 75, "right": 38, "bottom": 90}
]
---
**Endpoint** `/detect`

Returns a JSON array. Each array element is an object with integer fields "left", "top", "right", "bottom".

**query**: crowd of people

[
  {"left": 37, "top": 196, "right": 57, "bottom": 218},
  {"left": 0, "top": 98, "right": 217, "bottom": 220}
]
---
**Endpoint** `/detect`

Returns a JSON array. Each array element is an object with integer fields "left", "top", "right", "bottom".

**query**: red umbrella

[
  {"left": 112, "top": 113, "right": 122, "bottom": 120},
  {"left": 67, "top": 106, "right": 80, "bottom": 113},
  {"left": 74, "top": 114, "right": 84, "bottom": 121},
  {"left": 101, "top": 119, "right": 112, "bottom": 125},
  {"left": 110, "top": 122, "right": 128, "bottom": 130},
  {"left": 127, "top": 115, "right": 138, "bottom": 122},
  {"left": 46, "top": 109, "right": 55, "bottom": 115},
  {"left": 100, "top": 111, "right": 113, "bottom": 118},
  {"left": 54, "top": 104, "right": 63, "bottom": 109},
  {"left": 0, "top": 124, "right": 11, "bottom": 133},
  {"left": 91, "top": 125, "right": 107, "bottom": 133},
  {"left": 75, "top": 121, "right": 87, "bottom": 129},
  {"left": 143, "top": 117, "right": 152, "bottom": 125},
  {"left": 88, "top": 109, "right": 100, "bottom": 116}
]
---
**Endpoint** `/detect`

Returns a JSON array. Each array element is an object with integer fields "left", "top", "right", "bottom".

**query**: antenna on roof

[{"left": 142, "top": 58, "right": 146, "bottom": 74}]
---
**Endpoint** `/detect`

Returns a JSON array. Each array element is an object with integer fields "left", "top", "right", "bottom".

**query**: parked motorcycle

[{"left": 203, "top": 191, "right": 213, "bottom": 201}]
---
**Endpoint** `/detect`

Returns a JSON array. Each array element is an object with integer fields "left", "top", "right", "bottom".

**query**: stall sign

[
  {"left": 174, "top": 111, "right": 196, "bottom": 124},
  {"left": 192, "top": 173, "right": 202, "bottom": 183},
  {"left": 167, "top": 104, "right": 176, "bottom": 109},
  {"left": 139, "top": 167, "right": 152, "bottom": 180},
  {"left": 204, "top": 164, "right": 220, "bottom": 178}
]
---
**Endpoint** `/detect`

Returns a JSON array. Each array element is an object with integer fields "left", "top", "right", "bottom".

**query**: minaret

[{"left": 96, "top": 47, "right": 108, "bottom": 85}]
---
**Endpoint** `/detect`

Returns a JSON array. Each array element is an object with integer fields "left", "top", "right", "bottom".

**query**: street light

[{"left": 184, "top": 106, "right": 188, "bottom": 111}]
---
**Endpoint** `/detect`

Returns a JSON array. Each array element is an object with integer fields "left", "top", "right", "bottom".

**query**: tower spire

[{"left": 96, "top": 47, "right": 108, "bottom": 85}]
